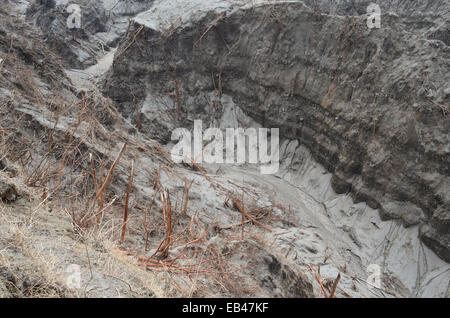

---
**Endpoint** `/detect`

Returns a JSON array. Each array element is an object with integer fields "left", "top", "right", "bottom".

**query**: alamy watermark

[
  {"left": 367, "top": 264, "right": 382, "bottom": 289},
  {"left": 367, "top": 3, "right": 381, "bottom": 29},
  {"left": 170, "top": 120, "right": 280, "bottom": 175},
  {"left": 65, "top": 263, "right": 81, "bottom": 289},
  {"left": 65, "top": 3, "right": 379, "bottom": 30},
  {"left": 66, "top": 4, "right": 82, "bottom": 29}
]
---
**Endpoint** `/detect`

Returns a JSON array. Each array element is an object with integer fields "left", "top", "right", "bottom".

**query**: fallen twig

[{"left": 232, "top": 197, "right": 272, "bottom": 232}]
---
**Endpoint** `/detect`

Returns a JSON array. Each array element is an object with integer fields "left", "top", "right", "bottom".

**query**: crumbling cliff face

[
  {"left": 104, "top": 0, "right": 449, "bottom": 262},
  {"left": 26, "top": 0, "right": 154, "bottom": 68},
  {"left": 1, "top": 2, "right": 318, "bottom": 298}
]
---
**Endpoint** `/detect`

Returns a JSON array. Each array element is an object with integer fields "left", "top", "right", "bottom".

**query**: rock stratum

[{"left": 105, "top": 0, "right": 450, "bottom": 262}]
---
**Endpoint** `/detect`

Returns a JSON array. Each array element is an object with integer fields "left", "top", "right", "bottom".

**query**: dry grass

[{"left": 0, "top": 208, "right": 71, "bottom": 298}]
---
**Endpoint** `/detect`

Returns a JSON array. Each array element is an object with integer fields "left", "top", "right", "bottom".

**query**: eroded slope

[{"left": 104, "top": 0, "right": 450, "bottom": 262}]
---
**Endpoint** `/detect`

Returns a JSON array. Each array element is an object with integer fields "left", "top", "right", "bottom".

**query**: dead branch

[
  {"left": 147, "top": 189, "right": 174, "bottom": 261},
  {"left": 81, "top": 143, "right": 126, "bottom": 226},
  {"left": 181, "top": 178, "right": 193, "bottom": 214},
  {"left": 194, "top": 12, "right": 226, "bottom": 48},
  {"left": 143, "top": 190, "right": 157, "bottom": 252},
  {"left": 116, "top": 25, "right": 145, "bottom": 60},
  {"left": 309, "top": 264, "right": 329, "bottom": 298},
  {"left": 232, "top": 197, "right": 272, "bottom": 232},
  {"left": 329, "top": 273, "right": 341, "bottom": 298},
  {"left": 89, "top": 153, "right": 98, "bottom": 196},
  {"left": 92, "top": 143, "right": 126, "bottom": 205},
  {"left": 428, "top": 98, "right": 449, "bottom": 116},
  {"left": 120, "top": 160, "right": 134, "bottom": 244}
]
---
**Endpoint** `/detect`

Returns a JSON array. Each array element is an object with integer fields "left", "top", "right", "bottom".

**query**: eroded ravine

[
  {"left": 66, "top": 46, "right": 450, "bottom": 297},
  {"left": 1, "top": 0, "right": 448, "bottom": 298},
  {"left": 101, "top": 0, "right": 450, "bottom": 296}
]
